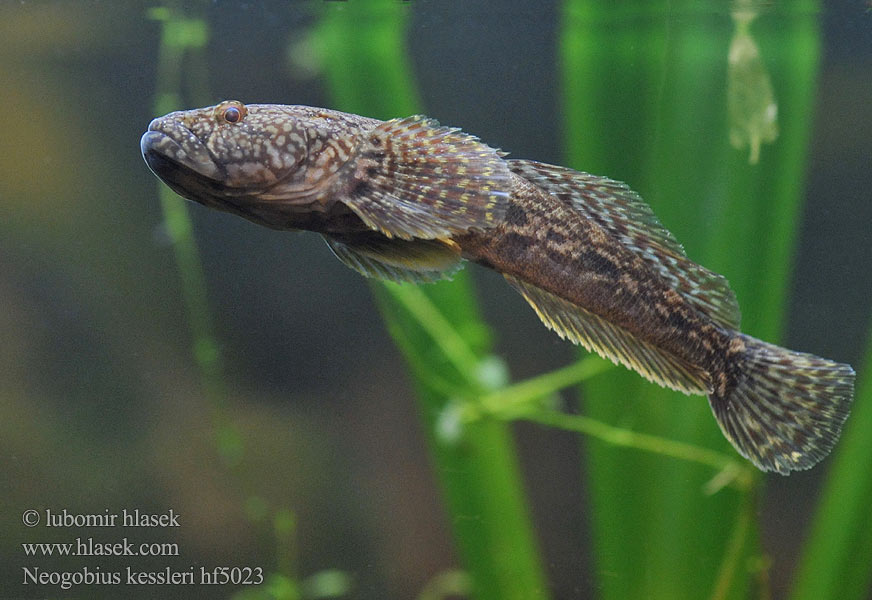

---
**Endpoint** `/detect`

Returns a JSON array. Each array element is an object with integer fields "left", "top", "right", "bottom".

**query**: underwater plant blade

[
  {"left": 311, "top": 4, "right": 549, "bottom": 599},
  {"left": 562, "top": 1, "right": 820, "bottom": 598},
  {"left": 374, "top": 280, "right": 550, "bottom": 600},
  {"left": 560, "top": 7, "right": 679, "bottom": 598},
  {"left": 790, "top": 322, "right": 872, "bottom": 600}
]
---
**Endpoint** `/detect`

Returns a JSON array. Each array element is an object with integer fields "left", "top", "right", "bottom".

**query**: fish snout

[{"left": 140, "top": 119, "right": 223, "bottom": 181}]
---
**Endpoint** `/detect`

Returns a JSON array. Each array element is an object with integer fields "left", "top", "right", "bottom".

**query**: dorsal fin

[
  {"left": 334, "top": 116, "right": 511, "bottom": 241},
  {"left": 508, "top": 159, "right": 741, "bottom": 330},
  {"left": 505, "top": 275, "right": 709, "bottom": 394},
  {"left": 324, "top": 235, "right": 464, "bottom": 284}
]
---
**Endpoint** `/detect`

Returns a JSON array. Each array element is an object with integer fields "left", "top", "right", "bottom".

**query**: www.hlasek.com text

[{"left": 23, "top": 537, "right": 179, "bottom": 557}]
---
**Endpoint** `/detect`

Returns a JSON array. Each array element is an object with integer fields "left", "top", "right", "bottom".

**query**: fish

[{"left": 141, "top": 100, "right": 854, "bottom": 474}]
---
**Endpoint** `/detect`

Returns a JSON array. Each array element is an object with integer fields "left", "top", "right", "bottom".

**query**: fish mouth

[
  {"left": 139, "top": 118, "right": 243, "bottom": 214},
  {"left": 141, "top": 118, "right": 223, "bottom": 178}
]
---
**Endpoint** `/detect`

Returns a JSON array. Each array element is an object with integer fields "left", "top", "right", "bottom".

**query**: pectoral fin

[{"left": 335, "top": 116, "right": 511, "bottom": 241}]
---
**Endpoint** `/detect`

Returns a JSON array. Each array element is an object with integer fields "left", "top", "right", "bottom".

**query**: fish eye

[
  {"left": 224, "top": 107, "right": 241, "bottom": 123},
  {"left": 216, "top": 101, "right": 247, "bottom": 124}
]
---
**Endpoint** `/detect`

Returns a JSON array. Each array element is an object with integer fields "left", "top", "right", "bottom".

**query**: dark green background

[{"left": 1, "top": 1, "right": 870, "bottom": 599}]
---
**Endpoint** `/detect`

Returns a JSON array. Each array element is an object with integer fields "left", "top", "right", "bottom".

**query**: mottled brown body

[
  {"left": 458, "top": 175, "right": 736, "bottom": 388},
  {"left": 141, "top": 101, "right": 853, "bottom": 474}
]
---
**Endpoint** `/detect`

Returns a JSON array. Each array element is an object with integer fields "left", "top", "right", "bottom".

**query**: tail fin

[{"left": 709, "top": 334, "right": 854, "bottom": 474}]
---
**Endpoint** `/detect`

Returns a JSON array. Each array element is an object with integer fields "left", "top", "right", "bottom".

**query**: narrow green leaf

[
  {"left": 148, "top": 4, "right": 232, "bottom": 446},
  {"left": 561, "top": 1, "right": 820, "bottom": 598},
  {"left": 311, "top": 4, "right": 549, "bottom": 598},
  {"left": 791, "top": 323, "right": 872, "bottom": 600}
]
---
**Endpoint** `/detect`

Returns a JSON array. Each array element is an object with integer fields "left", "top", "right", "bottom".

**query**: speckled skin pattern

[
  {"left": 142, "top": 102, "right": 854, "bottom": 474},
  {"left": 455, "top": 175, "right": 732, "bottom": 390}
]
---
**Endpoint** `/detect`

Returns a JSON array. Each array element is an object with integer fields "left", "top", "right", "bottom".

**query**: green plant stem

[
  {"left": 459, "top": 355, "right": 753, "bottom": 488},
  {"left": 149, "top": 7, "right": 222, "bottom": 402},
  {"left": 471, "top": 356, "right": 610, "bottom": 416},
  {"left": 148, "top": 6, "right": 246, "bottom": 469},
  {"left": 532, "top": 411, "right": 753, "bottom": 490},
  {"left": 387, "top": 282, "right": 752, "bottom": 488},
  {"left": 387, "top": 277, "right": 752, "bottom": 481},
  {"left": 149, "top": 5, "right": 300, "bottom": 591},
  {"left": 710, "top": 495, "right": 757, "bottom": 600}
]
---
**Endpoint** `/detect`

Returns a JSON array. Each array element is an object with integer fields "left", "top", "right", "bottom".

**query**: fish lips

[{"left": 140, "top": 119, "right": 225, "bottom": 197}]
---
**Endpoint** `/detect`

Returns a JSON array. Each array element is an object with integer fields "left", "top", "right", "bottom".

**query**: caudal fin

[{"left": 709, "top": 335, "right": 854, "bottom": 474}]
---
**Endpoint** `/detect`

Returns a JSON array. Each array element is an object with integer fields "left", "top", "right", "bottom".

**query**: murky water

[{"left": 1, "top": 2, "right": 869, "bottom": 598}]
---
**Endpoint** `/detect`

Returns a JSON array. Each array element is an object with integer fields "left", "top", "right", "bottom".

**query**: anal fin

[{"left": 505, "top": 275, "right": 709, "bottom": 395}]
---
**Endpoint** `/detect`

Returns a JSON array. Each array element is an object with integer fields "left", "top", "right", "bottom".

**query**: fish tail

[{"left": 709, "top": 334, "right": 854, "bottom": 474}]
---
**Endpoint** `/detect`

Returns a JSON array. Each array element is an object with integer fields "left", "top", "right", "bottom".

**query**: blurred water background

[{"left": 1, "top": 1, "right": 870, "bottom": 599}]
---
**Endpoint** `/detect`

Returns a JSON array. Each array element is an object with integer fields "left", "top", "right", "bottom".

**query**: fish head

[{"left": 141, "top": 101, "right": 377, "bottom": 228}]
